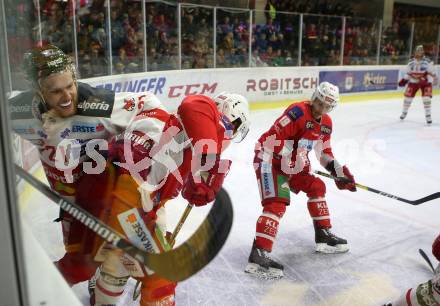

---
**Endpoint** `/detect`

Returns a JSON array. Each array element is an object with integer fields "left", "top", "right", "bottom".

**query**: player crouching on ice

[
  {"left": 81, "top": 91, "right": 250, "bottom": 306},
  {"left": 245, "top": 82, "right": 356, "bottom": 280},
  {"left": 384, "top": 233, "right": 440, "bottom": 306}
]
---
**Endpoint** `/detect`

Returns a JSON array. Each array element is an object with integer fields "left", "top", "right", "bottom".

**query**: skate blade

[
  {"left": 315, "top": 243, "right": 349, "bottom": 254},
  {"left": 244, "top": 263, "right": 284, "bottom": 280}
]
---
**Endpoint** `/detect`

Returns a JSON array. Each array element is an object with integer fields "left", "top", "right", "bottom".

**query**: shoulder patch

[
  {"left": 76, "top": 82, "right": 115, "bottom": 117},
  {"left": 287, "top": 106, "right": 304, "bottom": 121}
]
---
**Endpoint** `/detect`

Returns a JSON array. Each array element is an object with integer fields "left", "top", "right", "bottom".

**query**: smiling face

[{"left": 40, "top": 70, "right": 78, "bottom": 118}]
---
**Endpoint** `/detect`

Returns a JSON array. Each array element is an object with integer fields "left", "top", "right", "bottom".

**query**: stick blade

[
  {"left": 147, "top": 188, "right": 233, "bottom": 282},
  {"left": 413, "top": 192, "right": 440, "bottom": 205}
]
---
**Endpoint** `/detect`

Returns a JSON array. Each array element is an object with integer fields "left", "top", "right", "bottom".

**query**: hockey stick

[
  {"left": 168, "top": 203, "right": 194, "bottom": 246},
  {"left": 134, "top": 203, "right": 193, "bottom": 300},
  {"left": 369, "top": 80, "right": 398, "bottom": 86},
  {"left": 15, "top": 165, "right": 233, "bottom": 282},
  {"left": 313, "top": 170, "right": 440, "bottom": 205},
  {"left": 419, "top": 248, "right": 436, "bottom": 274}
]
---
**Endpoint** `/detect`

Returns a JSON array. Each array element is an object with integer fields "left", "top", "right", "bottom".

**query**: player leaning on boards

[
  {"left": 398, "top": 45, "right": 437, "bottom": 125},
  {"left": 245, "top": 82, "right": 356, "bottom": 279},
  {"left": 383, "top": 233, "right": 440, "bottom": 306},
  {"left": 9, "top": 44, "right": 178, "bottom": 305},
  {"left": 10, "top": 44, "right": 251, "bottom": 305}
]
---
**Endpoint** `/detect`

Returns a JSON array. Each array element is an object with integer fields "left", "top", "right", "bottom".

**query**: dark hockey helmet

[{"left": 23, "top": 44, "right": 76, "bottom": 86}]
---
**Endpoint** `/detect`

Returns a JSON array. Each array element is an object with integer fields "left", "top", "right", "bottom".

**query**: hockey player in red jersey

[
  {"left": 398, "top": 45, "right": 437, "bottom": 124},
  {"left": 11, "top": 44, "right": 250, "bottom": 305},
  {"left": 384, "top": 233, "right": 440, "bottom": 306},
  {"left": 245, "top": 82, "right": 356, "bottom": 279},
  {"left": 75, "top": 91, "right": 250, "bottom": 306}
]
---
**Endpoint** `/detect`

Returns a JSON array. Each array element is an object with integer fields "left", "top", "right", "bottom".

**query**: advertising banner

[
  {"left": 83, "top": 67, "right": 319, "bottom": 110},
  {"left": 319, "top": 70, "right": 399, "bottom": 93}
]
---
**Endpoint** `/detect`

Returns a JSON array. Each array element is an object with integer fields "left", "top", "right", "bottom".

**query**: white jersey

[
  {"left": 404, "top": 56, "right": 436, "bottom": 84},
  {"left": 10, "top": 82, "right": 168, "bottom": 197}
]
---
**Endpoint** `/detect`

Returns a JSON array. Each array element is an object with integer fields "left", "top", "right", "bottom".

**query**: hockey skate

[
  {"left": 400, "top": 112, "right": 407, "bottom": 120},
  {"left": 245, "top": 242, "right": 284, "bottom": 280},
  {"left": 88, "top": 265, "right": 101, "bottom": 306},
  {"left": 314, "top": 226, "right": 349, "bottom": 254},
  {"left": 426, "top": 115, "right": 432, "bottom": 125}
]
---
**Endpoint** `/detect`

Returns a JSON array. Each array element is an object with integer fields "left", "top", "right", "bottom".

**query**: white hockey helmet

[
  {"left": 311, "top": 81, "right": 339, "bottom": 113},
  {"left": 213, "top": 92, "right": 250, "bottom": 142}
]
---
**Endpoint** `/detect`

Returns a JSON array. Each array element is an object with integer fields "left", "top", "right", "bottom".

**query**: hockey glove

[
  {"left": 433, "top": 233, "right": 440, "bottom": 262},
  {"left": 325, "top": 161, "right": 356, "bottom": 192},
  {"left": 108, "top": 131, "right": 153, "bottom": 180},
  {"left": 398, "top": 78, "right": 408, "bottom": 87},
  {"left": 182, "top": 158, "right": 232, "bottom": 206}
]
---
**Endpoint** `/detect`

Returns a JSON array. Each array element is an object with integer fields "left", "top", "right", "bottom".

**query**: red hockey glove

[
  {"left": 108, "top": 131, "right": 153, "bottom": 180},
  {"left": 182, "top": 159, "right": 232, "bottom": 206},
  {"left": 433, "top": 233, "right": 440, "bottom": 262},
  {"left": 398, "top": 78, "right": 408, "bottom": 87},
  {"left": 326, "top": 161, "right": 356, "bottom": 192}
]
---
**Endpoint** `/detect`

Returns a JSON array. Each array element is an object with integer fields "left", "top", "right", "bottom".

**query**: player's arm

[
  {"left": 427, "top": 61, "right": 438, "bottom": 85},
  {"left": 107, "top": 92, "right": 169, "bottom": 180},
  {"left": 399, "top": 64, "right": 411, "bottom": 87},
  {"left": 319, "top": 120, "right": 356, "bottom": 192},
  {"left": 178, "top": 97, "right": 231, "bottom": 206},
  {"left": 266, "top": 104, "right": 302, "bottom": 159}
]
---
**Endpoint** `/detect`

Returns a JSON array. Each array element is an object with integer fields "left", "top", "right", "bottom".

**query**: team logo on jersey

[
  {"left": 123, "top": 98, "right": 136, "bottom": 111},
  {"left": 60, "top": 128, "right": 71, "bottom": 138},
  {"left": 321, "top": 125, "right": 331, "bottom": 134},
  {"left": 305, "top": 121, "right": 314, "bottom": 130},
  {"left": 96, "top": 123, "right": 104, "bottom": 132}
]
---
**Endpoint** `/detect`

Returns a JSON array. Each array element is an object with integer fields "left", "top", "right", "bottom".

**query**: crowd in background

[{"left": 4, "top": 0, "right": 440, "bottom": 83}]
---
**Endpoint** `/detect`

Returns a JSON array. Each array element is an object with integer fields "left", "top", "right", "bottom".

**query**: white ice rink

[{"left": 21, "top": 96, "right": 440, "bottom": 306}]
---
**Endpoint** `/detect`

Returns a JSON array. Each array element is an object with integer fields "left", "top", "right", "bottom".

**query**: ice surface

[{"left": 21, "top": 96, "right": 440, "bottom": 305}]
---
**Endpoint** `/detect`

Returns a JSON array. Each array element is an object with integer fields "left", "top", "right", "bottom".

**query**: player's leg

[
  {"left": 245, "top": 156, "right": 289, "bottom": 279},
  {"left": 290, "top": 173, "right": 348, "bottom": 254},
  {"left": 137, "top": 274, "right": 176, "bottom": 306},
  {"left": 55, "top": 169, "right": 116, "bottom": 286},
  {"left": 422, "top": 84, "right": 433, "bottom": 124},
  {"left": 93, "top": 248, "right": 130, "bottom": 306},
  {"left": 400, "top": 84, "right": 417, "bottom": 120}
]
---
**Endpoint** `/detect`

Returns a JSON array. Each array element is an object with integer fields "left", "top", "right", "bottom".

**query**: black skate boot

[
  {"left": 245, "top": 242, "right": 284, "bottom": 279},
  {"left": 314, "top": 225, "right": 349, "bottom": 254},
  {"left": 400, "top": 112, "right": 407, "bottom": 120},
  {"left": 426, "top": 115, "right": 432, "bottom": 125}
]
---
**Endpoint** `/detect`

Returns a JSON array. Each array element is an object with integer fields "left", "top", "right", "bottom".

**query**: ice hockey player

[
  {"left": 245, "top": 81, "right": 356, "bottom": 279},
  {"left": 383, "top": 233, "right": 440, "bottom": 306},
  {"left": 79, "top": 91, "right": 250, "bottom": 305},
  {"left": 10, "top": 44, "right": 171, "bottom": 289},
  {"left": 10, "top": 43, "right": 250, "bottom": 305},
  {"left": 398, "top": 45, "right": 437, "bottom": 124}
]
